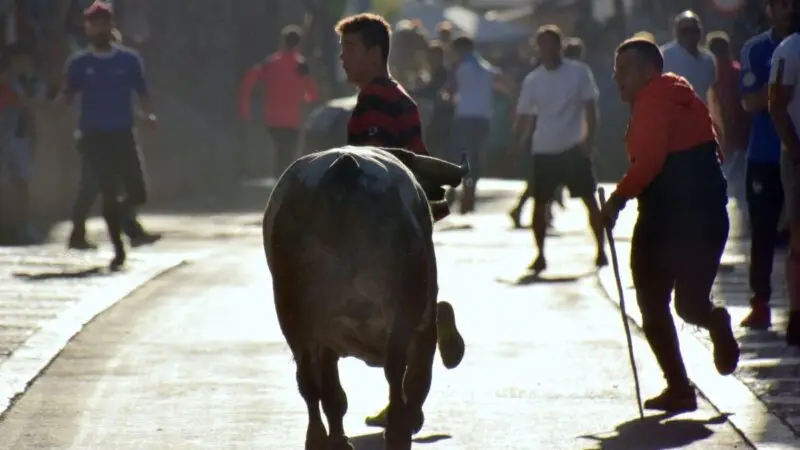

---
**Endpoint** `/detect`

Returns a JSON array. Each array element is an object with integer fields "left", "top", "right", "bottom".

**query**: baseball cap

[{"left": 84, "top": 2, "right": 114, "bottom": 20}]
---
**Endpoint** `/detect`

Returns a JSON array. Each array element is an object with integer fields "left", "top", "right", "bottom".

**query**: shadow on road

[
  {"left": 497, "top": 270, "right": 597, "bottom": 286},
  {"left": 13, "top": 266, "right": 107, "bottom": 281},
  {"left": 579, "top": 412, "right": 731, "bottom": 450},
  {"left": 349, "top": 432, "right": 451, "bottom": 449}
]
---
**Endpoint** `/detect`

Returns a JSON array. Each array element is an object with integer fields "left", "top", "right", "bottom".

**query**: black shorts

[{"left": 529, "top": 146, "right": 596, "bottom": 202}]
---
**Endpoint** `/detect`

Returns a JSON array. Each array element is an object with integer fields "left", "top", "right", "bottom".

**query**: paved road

[{"left": 0, "top": 219, "right": 751, "bottom": 449}]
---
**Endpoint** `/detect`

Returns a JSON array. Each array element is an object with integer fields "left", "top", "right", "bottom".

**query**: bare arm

[
  {"left": 513, "top": 114, "right": 536, "bottom": 149},
  {"left": 770, "top": 60, "right": 800, "bottom": 161},
  {"left": 584, "top": 99, "right": 597, "bottom": 146},
  {"left": 708, "top": 86, "right": 726, "bottom": 150},
  {"left": 707, "top": 58, "right": 726, "bottom": 148}
]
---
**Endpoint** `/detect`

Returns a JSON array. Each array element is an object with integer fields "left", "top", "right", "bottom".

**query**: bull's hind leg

[
  {"left": 404, "top": 320, "right": 437, "bottom": 434},
  {"left": 384, "top": 325, "right": 413, "bottom": 450},
  {"left": 296, "top": 353, "right": 328, "bottom": 450},
  {"left": 318, "top": 349, "right": 353, "bottom": 449}
]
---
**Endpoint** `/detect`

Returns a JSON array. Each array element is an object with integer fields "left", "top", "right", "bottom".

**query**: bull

[{"left": 263, "top": 146, "right": 468, "bottom": 449}]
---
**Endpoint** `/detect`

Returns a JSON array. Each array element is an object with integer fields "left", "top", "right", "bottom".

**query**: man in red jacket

[
  {"left": 238, "top": 26, "right": 319, "bottom": 176},
  {"left": 602, "top": 38, "right": 739, "bottom": 413}
]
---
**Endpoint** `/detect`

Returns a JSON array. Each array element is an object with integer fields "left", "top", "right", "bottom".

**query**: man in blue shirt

[
  {"left": 59, "top": 1, "right": 157, "bottom": 270},
  {"left": 738, "top": 0, "right": 794, "bottom": 330},
  {"left": 67, "top": 26, "right": 161, "bottom": 252},
  {"left": 448, "top": 36, "right": 497, "bottom": 213}
]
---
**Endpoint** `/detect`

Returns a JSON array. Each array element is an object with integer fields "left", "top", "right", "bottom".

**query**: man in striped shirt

[{"left": 335, "top": 12, "right": 464, "bottom": 432}]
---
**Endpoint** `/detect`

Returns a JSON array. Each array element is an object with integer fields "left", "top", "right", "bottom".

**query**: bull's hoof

[
  {"left": 383, "top": 430, "right": 412, "bottom": 450},
  {"left": 326, "top": 436, "right": 354, "bottom": 449},
  {"left": 305, "top": 422, "right": 328, "bottom": 450}
]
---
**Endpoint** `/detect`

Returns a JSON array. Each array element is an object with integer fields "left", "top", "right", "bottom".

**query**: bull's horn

[
  {"left": 459, "top": 152, "right": 470, "bottom": 175},
  {"left": 413, "top": 154, "right": 466, "bottom": 186}
]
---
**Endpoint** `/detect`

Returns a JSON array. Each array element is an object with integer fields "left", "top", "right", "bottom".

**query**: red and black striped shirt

[{"left": 347, "top": 77, "right": 428, "bottom": 155}]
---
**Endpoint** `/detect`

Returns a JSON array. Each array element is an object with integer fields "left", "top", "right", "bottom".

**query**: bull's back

[{"left": 263, "top": 147, "right": 435, "bottom": 363}]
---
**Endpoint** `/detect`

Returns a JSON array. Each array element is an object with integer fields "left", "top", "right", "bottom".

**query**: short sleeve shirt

[
  {"left": 770, "top": 32, "right": 800, "bottom": 143},
  {"left": 516, "top": 59, "right": 598, "bottom": 154},
  {"left": 741, "top": 30, "right": 782, "bottom": 162}
]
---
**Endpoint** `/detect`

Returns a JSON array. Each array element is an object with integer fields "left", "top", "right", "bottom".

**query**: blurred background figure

[
  {"left": 706, "top": 30, "right": 750, "bottom": 223},
  {"left": 435, "top": 20, "right": 454, "bottom": 66},
  {"left": 448, "top": 36, "right": 498, "bottom": 214},
  {"left": 411, "top": 42, "right": 451, "bottom": 159},
  {"left": 389, "top": 19, "right": 430, "bottom": 89},
  {"left": 737, "top": 0, "right": 795, "bottom": 330},
  {"left": 564, "top": 37, "right": 586, "bottom": 60},
  {"left": 238, "top": 25, "right": 319, "bottom": 178},
  {"left": 0, "top": 43, "right": 39, "bottom": 245},
  {"left": 661, "top": 11, "right": 724, "bottom": 145}
]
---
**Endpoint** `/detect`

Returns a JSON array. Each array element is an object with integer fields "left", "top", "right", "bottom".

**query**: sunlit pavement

[{"left": 0, "top": 179, "right": 787, "bottom": 448}]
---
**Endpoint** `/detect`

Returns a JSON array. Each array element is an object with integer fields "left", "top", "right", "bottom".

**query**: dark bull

[{"left": 263, "top": 146, "right": 468, "bottom": 449}]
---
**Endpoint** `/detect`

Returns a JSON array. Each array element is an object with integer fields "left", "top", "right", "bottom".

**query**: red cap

[{"left": 84, "top": 2, "right": 113, "bottom": 20}]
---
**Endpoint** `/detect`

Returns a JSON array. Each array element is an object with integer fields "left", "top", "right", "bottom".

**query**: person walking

[
  {"left": 706, "top": 31, "right": 750, "bottom": 225},
  {"left": 512, "top": 25, "right": 607, "bottom": 273},
  {"left": 767, "top": 4, "right": 800, "bottom": 344},
  {"left": 58, "top": 1, "right": 157, "bottom": 270},
  {"left": 448, "top": 36, "right": 497, "bottom": 214},
  {"left": 238, "top": 25, "right": 319, "bottom": 176},
  {"left": 738, "top": 0, "right": 795, "bottom": 330},
  {"left": 67, "top": 26, "right": 160, "bottom": 251}
]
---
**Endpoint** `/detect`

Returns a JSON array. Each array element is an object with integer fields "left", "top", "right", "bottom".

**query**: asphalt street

[{"left": 0, "top": 188, "right": 753, "bottom": 449}]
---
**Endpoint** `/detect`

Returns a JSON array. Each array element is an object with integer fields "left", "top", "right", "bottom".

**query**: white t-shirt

[
  {"left": 516, "top": 59, "right": 599, "bottom": 154},
  {"left": 770, "top": 32, "right": 800, "bottom": 139}
]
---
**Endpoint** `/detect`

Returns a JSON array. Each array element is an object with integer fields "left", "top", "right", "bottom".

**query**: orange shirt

[
  {"left": 238, "top": 51, "right": 319, "bottom": 129},
  {"left": 614, "top": 73, "right": 719, "bottom": 199}
]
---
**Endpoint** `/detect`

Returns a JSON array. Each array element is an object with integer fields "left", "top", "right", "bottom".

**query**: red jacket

[
  {"left": 615, "top": 73, "right": 719, "bottom": 199},
  {"left": 238, "top": 50, "right": 319, "bottom": 129}
]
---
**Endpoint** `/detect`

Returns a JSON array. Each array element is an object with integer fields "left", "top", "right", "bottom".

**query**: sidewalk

[
  {"left": 0, "top": 237, "right": 194, "bottom": 416},
  {"left": 590, "top": 184, "right": 799, "bottom": 447}
]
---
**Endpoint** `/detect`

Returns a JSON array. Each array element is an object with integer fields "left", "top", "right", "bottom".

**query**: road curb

[
  {"left": 0, "top": 257, "right": 189, "bottom": 417},
  {"left": 595, "top": 269, "right": 798, "bottom": 449}
]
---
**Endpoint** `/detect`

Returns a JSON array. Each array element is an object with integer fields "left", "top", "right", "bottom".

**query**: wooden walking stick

[{"left": 598, "top": 187, "right": 645, "bottom": 420}]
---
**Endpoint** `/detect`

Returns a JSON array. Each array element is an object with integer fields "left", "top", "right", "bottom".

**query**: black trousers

[
  {"left": 71, "top": 148, "right": 144, "bottom": 239},
  {"left": 746, "top": 160, "right": 784, "bottom": 303},
  {"left": 269, "top": 127, "right": 300, "bottom": 177},
  {"left": 631, "top": 208, "right": 729, "bottom": 386},
  {"left": 78, "top": 130, "right": 147, "bottom": 253}
]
